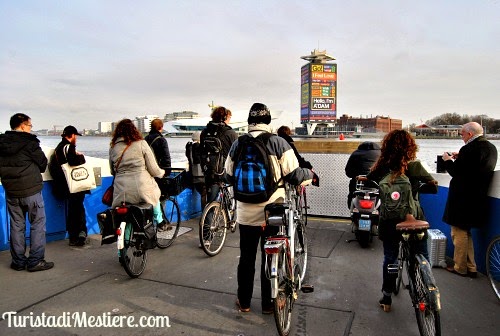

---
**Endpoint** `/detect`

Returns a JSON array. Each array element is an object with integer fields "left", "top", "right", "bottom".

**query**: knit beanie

[{"left": 248, "top": 103, "right": 271, "bottom": 125}]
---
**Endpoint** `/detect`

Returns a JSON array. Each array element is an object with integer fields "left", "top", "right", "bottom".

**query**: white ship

[{"left": 163, "top": 110, "right": 283, "bottom": 136}]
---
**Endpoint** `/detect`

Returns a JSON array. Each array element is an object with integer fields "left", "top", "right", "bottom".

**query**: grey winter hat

[{"left": 248, "top": 103, "right": 271, "bottom": 125}]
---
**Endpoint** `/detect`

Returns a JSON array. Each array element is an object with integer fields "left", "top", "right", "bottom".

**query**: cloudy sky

[{"left": 1, "top": 0, "right": 499, "bottom": 132}]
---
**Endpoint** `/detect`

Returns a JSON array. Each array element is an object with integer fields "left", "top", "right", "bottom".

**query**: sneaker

[
  {"left": 379, "top": 295, "right": 392, "bottom": 312},
  {"left": 28, "top": 260, "right": 54, "bottom": 272},
  {"left": 10, "top": 263, "right": 26, "bottom": 271},
  {"left": 158, "top": 221, "right": 172, "bottom": 232}
]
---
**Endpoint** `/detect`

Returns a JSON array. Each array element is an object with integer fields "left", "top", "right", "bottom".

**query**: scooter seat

[{"left": 396, "top": 214, "right": 429, "bottom": 231}]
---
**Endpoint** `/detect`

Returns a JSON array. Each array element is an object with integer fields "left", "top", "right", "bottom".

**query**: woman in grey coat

[{"left": 109, "top": 119, "right": 166, "bottom": 227}]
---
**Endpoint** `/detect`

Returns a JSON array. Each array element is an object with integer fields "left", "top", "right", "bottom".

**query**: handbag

[
  {"left": 59, "top": 145, "right": 96, "bottom": 193},
  {"left": 101, "top": 144, "right": 131, "bottom": 206}
]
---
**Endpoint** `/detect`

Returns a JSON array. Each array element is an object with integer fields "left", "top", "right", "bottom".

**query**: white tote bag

[{"left": 61, "top": 145, "right": 96, "bottom": 193}]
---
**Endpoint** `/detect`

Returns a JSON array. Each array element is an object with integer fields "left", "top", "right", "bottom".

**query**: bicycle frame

[{"left": 264, "top": 183, "right": 299, "bottom": 298}]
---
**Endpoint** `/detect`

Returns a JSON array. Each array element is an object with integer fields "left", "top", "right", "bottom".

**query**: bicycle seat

[{"left": 396, "top": 214, "right": 429, "bottom": 231}]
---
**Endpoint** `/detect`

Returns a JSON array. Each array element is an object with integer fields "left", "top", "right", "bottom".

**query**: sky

[{"left": 1, "top": 0, "right": 500, "bottom": 132}]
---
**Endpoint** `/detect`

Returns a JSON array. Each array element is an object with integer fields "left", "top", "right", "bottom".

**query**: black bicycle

[
  {"left": 391, "top": 214, "right": 441, "bottom": 336},
  {"left": 156, "top": 169, "right": 186, "bottom": 248},
  {"left": 199, "top": 180, "right": 237, "bottom": 256}
]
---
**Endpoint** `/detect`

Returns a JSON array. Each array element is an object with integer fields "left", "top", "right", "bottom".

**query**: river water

[{"left": 38, "top": 136, "right": 500, "bottom": 172}]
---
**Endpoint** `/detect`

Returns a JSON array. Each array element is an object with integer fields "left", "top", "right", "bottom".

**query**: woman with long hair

[
  {"left": 367, "top": 129, "right": 435, "bottom": 312},
  {"left": 109, "top": 119, "right": 167, "bottom": 229}
]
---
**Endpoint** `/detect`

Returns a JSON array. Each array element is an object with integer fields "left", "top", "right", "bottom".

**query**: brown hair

[
  {"left": 211, "top": 106, "right": 231, "bottom": 123},
  {"left": 150, "top": 118, "right": 163, "bottom": 131},
  {"left": 277, "top": 125, "right": 291, "bottom": 137},
  {"left": 371, "top": 129, "right": 418, "bottom": 178},
  {"left": 111, "top": 119, "right": 143, "bottom": 147}
]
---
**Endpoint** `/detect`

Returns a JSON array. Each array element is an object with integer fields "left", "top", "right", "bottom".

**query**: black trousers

[
  {"left": 237, "top": 224, "right": 279, "bottom": 310},
  {"left": 66, "top": 192, "right": 87, "bottom": 241}
]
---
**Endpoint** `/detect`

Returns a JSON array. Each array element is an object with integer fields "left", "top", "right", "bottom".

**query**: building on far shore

[
  {"left": 294, "top": 114, "right": 402, "bottom": 136},
  {"left": 414, "top": 124, "right": 462, "bottom": 137}
]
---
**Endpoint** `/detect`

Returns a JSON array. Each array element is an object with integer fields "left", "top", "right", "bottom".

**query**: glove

[{"left": 312, "top": 172, "right": 319, "bottom": 187}]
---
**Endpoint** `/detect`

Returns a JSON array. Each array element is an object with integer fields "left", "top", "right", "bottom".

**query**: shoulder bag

[{"left": 59, "top": 145, "right": 96, "bottom": 193}]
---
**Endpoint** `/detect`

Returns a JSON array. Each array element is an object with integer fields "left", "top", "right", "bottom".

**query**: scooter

[{"left": 349, "top": 177, "right": 380, "bottom": 248}]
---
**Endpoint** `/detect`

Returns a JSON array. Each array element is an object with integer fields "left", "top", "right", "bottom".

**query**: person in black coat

[
  {"left": 200, "top": 106, "right": 238, "bottom": 204},
  {"left": 345, "top": 141, "right": 381, "bottom": 208},
  {"left": 50, "top": 125, "right": 89, "bottom": 246},
  {"left": 277, "top": 126, "right": 313, "bottom": 169},
  {"left": 442, "top": 122, "right": 498, "bottom": 278},
  {"left": 0, "top": 113, "right": 54, "bottom": 272},
  {"left": 145, "top": 119, "right": 172, "bottom": 171}
]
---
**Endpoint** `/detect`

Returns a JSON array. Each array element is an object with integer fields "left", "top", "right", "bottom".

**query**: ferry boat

[{"left": 163, "top": 110, "right": 283, "bottom": 136}]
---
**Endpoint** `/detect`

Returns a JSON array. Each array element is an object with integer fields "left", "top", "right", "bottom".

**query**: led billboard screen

[{"left": 300, "top": 63, "right": 337, "bottom": 123}]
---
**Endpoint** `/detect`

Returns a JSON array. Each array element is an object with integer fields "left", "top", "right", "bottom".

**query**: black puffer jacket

[{"left": 0, "top": 131, "right": 47, "bottom": 197}]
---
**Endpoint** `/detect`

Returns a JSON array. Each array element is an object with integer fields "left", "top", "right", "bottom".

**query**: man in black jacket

[
  {"left": 345, "top": 141, "right": 381, "bottom": 208},
  {"left": 0, "top": 113, "right": 54, "bottom": 272},
  {"left": 50, "top": 125, "right": 88, "bottom": 246},
  {"left": 442, "top": 122, "right": 498, "bottom": 277}
]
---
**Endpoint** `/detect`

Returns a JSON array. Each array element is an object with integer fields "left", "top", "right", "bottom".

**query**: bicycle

[
  {"left": 295, "top": 184, "right": 308, "bottom": 227},
  {"left": 391, "top": 214, "right": 441, "bottom": 336},
  {"left": 263, "top": 182, "right": 313, "bottom": 336},
  {"left": 486, "top": 235, "right": 500, "bottom": 301},
  {"left": 198, "top": 179, "right": 237, "bottom": 256},
  {"left": 156, "top": 169, "right": 185, "bottom": 248}
]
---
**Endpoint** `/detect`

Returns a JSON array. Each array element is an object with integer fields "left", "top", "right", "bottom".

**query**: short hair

[
  {"left": 277, "top": 126, "right": 291, "bottom": 137},
  {"left": 150, "top": 119, "right": 163, "bottom": 131},
  {"left": 211, "top": 106, "right": 231, "bottom": 123},
  {"left": 463, "top": 122, "right": 483, "bottom": 136},
  {"left": 10, "top": 113, "right": 30, "bottom": 130}
]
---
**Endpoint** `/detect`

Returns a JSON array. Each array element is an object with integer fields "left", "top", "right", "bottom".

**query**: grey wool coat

[{"left": 109, "top": 138, "right": 165, "bottom": 208}]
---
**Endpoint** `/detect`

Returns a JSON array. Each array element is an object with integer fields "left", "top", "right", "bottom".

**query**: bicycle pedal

[{"left": 301, "top": 284, "right": 314, "bottom": 293}]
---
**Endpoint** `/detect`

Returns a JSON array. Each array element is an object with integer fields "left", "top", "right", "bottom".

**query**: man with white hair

[{"left": 442, "top": 121, "right": 497, "bottom": 277}]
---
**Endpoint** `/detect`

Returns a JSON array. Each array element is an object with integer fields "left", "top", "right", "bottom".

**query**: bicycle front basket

[{"left": 159, "top": 168, "right": 188, "bottom": 197}]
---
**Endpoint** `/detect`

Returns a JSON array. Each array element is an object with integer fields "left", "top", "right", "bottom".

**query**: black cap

[
  {"left": 62, "top": 125, "right": 82, "bottom": 137},
  {"left": 248, "top": 103, "right": 271, "bottom": 125}
]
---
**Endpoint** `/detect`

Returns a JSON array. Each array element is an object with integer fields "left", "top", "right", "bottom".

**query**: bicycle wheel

[
  {"left": 296, "top": 187, "right": 308, "bottom": 227},
  {"left": 394, "top": 243, "right": 405, "bottom": 296},
  {"left": 294, "top": 219, "right": 308, "bottom": 284},
  {"left": 157, "top": 197, "right": 181, "bottom": 249},
  {"left": 119, "top": 222, "right": 148, "bottom": 278},
  {"left": 486, "top": 236, "right": 500, "bottom": 301},
  {"left": 199, "top": 201, "right": 227, "bottom": 256},
  {"left": 274, "top": 249, "right": 293, "bottom": 336},
  {"left": 413, "top": 256, "right": 441, "bottom": 336}
]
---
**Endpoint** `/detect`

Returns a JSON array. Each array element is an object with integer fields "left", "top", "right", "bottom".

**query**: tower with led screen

[{"left": 300, "top": 49, "right": 337, "bottom": 135}]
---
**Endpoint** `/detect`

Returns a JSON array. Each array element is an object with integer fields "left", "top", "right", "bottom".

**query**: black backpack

[
  {"left": 232, "top": 132, "right": 278, "bottom": 204},
  {"left": 201, "top": 129, "right": 225, "bottom": 179}
]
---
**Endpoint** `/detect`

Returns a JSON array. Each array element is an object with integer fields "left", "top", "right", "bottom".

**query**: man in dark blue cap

[{"left": 49, "top": 125, "right": 88, "bottom": 246}]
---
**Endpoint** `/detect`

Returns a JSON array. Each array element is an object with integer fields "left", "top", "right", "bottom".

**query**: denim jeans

[
  {"left": 382, "top": 237, "right": 429, "bottom": 295},
  {"left": 7, "top": 192, "right": 47, "bottom": 268}
]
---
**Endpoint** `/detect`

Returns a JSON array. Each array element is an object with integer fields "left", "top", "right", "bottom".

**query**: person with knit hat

[{"left": 225, "top": 102, "right": 317, "bottom": 313}]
